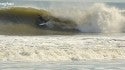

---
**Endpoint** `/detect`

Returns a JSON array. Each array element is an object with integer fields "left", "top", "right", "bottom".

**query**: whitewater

[
  {"left": 49, "top": 3, "right": 125, "bottom": 33},
  {"left": 1, "top": 35, "right": 125, "bottom": 61},
  {"left": 0, "top": 1, "right": 125, "bottom": 70},
  {"left": 1, "top": 35, "right": 125, "bottom": 70}
]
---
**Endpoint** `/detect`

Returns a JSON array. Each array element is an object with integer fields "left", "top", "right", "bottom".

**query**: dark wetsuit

[{"left": 36, "top": 15, "right": 48, "bottom": 28}]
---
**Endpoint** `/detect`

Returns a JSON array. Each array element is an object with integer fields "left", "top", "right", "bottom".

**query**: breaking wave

[
  {"left": 0, "top": 3, "right": 125, "bottom": 35},
  {"left": 77, "top": 4, "right": 125, "bottom": 33},
  {"left": 50, "top": 3, "right": 125, "bottom": 33}
]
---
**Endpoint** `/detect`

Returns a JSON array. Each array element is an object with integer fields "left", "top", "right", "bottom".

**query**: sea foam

[
  {"left": 50, "top": 3, "right": 125, "bottom": 33},
  {"left": 0, "top": 35, "right": 125, "bottom": 62}
]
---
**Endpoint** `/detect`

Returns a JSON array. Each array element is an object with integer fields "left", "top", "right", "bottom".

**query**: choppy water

[
  {"left": 1, "top": 60, "right": 125, "bottom": 70},
  {"left": 0, "top": 35, "right": 125, "bottom": 62},
  {"left": 0, "top": 35, "right": 125, "bottom": 70}
]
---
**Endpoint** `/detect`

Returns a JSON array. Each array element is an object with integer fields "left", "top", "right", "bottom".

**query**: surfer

[{"left": 36, "top": 15, "right": 48, "bottom": 28}]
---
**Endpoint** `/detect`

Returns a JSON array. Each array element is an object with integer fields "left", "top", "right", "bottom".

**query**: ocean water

[
  {"left": 1, "top": 60, "right": 125, "bottom": 70},
  {"left": 0, "top": 35, "right": 125, "bottom": 70},
  {"left": 0, "top": 1, "right": 125, "bottom": 70}
]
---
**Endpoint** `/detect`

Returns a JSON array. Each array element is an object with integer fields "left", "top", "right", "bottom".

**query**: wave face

[
  {"left": 0, "top": 7, "right": 78, "bottom": 35},
  {"left": 0, "top": 3, "right": 125, "bottom": 35}
]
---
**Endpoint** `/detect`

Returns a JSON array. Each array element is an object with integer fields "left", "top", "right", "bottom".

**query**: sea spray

[
  {"left": 50, "top": 3, "right": 125, "bottom": 33},
  {"left": 77, "top": 3, "right": 125, "bottom": 33}
]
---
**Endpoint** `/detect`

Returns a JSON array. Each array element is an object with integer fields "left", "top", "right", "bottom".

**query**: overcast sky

[
  {"left": 28, "top": 0, "right": 125, "bottom": 2},
  {"left": 31, "top": 0, "right": 125, "bottom": 2},
  {"left": 0, "top": 0, "right": 125, "bottom": 2}
]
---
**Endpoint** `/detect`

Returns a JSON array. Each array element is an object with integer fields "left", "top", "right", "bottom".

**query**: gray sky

[
  {"left": 13, "top": 0, "right": 125, "bottom": 1},
  {"left": 33, "top": 0, "right": 125, "bottom": 2},
  {"left": 0, "top": 0, "right": 125, "bottom": 2}
]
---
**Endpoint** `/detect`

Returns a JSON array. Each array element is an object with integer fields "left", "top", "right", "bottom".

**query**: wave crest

[{"left": 0, "top": 3, "right": 125, "bottom": 35}]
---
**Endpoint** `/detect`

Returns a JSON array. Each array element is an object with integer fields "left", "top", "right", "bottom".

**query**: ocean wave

[{"left": 0, "top": 3, "right": 125, "bottom": 35}]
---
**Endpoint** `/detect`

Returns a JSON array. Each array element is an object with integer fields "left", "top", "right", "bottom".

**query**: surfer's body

[{"left": 36, "top": 15, "right": 49, "bottom": 28}]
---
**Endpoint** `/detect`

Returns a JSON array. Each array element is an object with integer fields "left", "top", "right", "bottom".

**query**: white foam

[
  {"left": 0, "top": 35, "right": 125, "bottom": 62},
  {"left": 77, "top": 3, "right": 125, "bottom": 33},
  {"left": 49, "top": 3, "right": 125, "bottom": 33}
]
